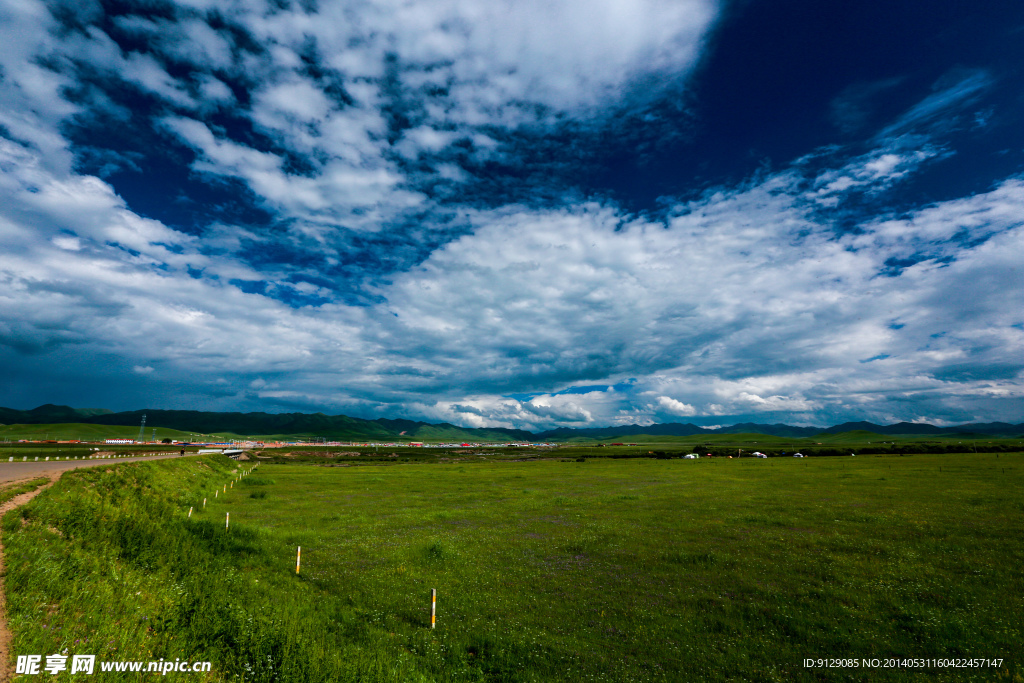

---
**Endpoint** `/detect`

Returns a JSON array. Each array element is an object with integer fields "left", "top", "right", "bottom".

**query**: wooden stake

[
  {"left": 430, "top": 588, "right": 436, "bottom": 629},
  {"left": 296, "top": 546, "right": 301, "bottom": 574}
]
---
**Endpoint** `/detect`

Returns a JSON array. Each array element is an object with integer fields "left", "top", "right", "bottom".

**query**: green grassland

[
  {"left": 595, "top": 430, "right": 1024, "bottom": 446},
  {"left": 3, "top": 454, "right": 1022, "bottom": 682},
  {"left": 5, "top": 420, "right": 1022, "bottom": 456},
  {"left": 0, "top": 421, "right": 500, "bottom": 444},
  {"left": 0, "top": 422, "right": 205, "bottom": 442}
]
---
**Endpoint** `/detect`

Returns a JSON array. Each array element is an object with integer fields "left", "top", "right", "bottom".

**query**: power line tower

[{"left": 138, "top": 414, "right": 147, "bottom": 443}]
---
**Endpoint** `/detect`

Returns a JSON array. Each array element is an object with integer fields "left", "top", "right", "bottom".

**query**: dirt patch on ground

[{"left": 0, "top": 473, "right": 59, "bottom": 682}]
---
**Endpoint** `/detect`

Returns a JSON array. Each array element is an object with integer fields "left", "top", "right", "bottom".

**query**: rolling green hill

[
  {"left": 0, "top": 407, "right": 530, "bottom": 443},
  {"left": 0, "top": 404, "right": 112, "bottom": 424}
]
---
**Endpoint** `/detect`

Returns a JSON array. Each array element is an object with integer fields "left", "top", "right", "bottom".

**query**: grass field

[
  {"left": 590, "top": 432, "right": 1024, "bottom": 452},
  {"left": 0, "top": 422, "right": 203, "bottom": 442},
  {"left": 3, "top": 453, "right": 1022, "bottom": 681}
]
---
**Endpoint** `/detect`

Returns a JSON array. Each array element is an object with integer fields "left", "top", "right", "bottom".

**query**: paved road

[{"left": 0, "top": 453, "right": 195, "bottom": 484}]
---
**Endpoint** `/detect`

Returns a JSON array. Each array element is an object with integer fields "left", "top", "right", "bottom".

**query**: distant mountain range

[
  {"left": 0, "top": 405, "right": 534, "bottom": 442},
  {"left": 1, "top": 404, "right": 1022, "bottom": 441}
]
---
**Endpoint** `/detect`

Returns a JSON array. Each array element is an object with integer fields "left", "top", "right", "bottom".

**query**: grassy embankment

[{"left": 3, "top": 454, "right": 1022, "bottom": 681}]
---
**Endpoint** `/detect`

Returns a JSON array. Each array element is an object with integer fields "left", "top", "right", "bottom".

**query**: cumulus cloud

[
  {"left": 656, "top": 396, "right": 697, "bottom": 417},
  {"left": 4, "top": 111, "right": 1024, "bottom": 425},
  {"left": 1, "top": 0, "right": 1022, "bottom": 428},
  {"left": 1, "top": 0, "right": 718, "bottom": 240}
]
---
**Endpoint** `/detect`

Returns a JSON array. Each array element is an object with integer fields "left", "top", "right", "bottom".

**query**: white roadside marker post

[
  {"left": 203, "top": 498, "right": 207, "bottom": 509},
  {"left": 188, "top": 507, "right": 193, "bottom": 518},
  {"left": 226, "top": 512, "right": 229, "bottom": 530},
  {"left": 430, "top": 589, "right": 437, "bottom": 629},
  {"left": 296, "top": 546, "right": 301, "bottom": 575}
]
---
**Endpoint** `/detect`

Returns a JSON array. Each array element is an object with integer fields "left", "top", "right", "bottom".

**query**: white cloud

[
  {"left": 9, "top": 0, "right": 719, "bottom": 234},
  {"left": 849, "top": 179, "right": 1024, "bottom": 262},
  {"left": 735, "top": 392, "right": 817, "bottom": 412},
  {"left": 3, "top": 122, "right": 1024, "bottom": 424},
  {"left": 1, "top": 0, "right": 1022, "bottom": 427},
  {"left": 0, "top": 0, "right": 79, "bottom": 171},
  {"left": 251, "top": 0, "right": 720, "bottom": 114},
  {"left": 195, "top": 75, "right": 234, "bottom": 105},
  {"left": 878, "top": 69, "right": 992, "bottom": 139},
  {"left": 52, "top": 236, "right": 82, "bottom": 251},
  {"left": 656, "top": 396, "right": 697, "bottom": 416},
  {"left": 812, "top": 144, "right": 945, "bottom": 202}
]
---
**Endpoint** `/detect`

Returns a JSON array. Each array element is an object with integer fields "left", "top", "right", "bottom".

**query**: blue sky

[{"left": 1, "top": 0, "right": 1023, "bottom": 429}]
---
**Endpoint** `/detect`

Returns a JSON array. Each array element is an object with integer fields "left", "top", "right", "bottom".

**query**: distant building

[{"left": 105, "top": 439, "right": 135, "bottom": 445}]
